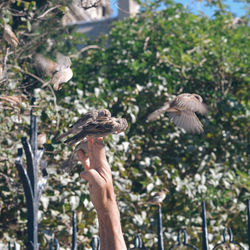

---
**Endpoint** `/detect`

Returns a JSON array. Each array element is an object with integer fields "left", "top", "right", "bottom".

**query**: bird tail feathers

[
  {"left": 64, "top": 131, "right": 87, "bottom": 146},
  {"left": 56, "top": 131, "right": 71, "bottom": 141}
]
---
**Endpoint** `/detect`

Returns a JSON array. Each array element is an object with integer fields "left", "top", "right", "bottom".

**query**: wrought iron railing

[{"left": 15, "top": 98, "right": 48, "bottom": 250}]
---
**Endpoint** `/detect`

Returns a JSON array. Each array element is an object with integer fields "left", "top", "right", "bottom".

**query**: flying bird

[
  {"left": 50, "top": 53, "right": 73, "bottom": 90},
  {"left": 147, "top": 93, "right": 208, "bottom": 134},
  {"left": 60, "top": 139, "right": 89, "bottom": 173},
  {"left": 36, "top": 53, "right": 73, "bottom": 90},
  {"left": 56, "top": 109, "right": 111, "bottom": 141},
  {"left": 146, "top": 189, "right": 168, "bottom": 207},
  {"left": 3, "top": 25, "right": 19, "bottom": 49},
  {"left": 64, "top": 116, "right": 128, "bottom": 146}
]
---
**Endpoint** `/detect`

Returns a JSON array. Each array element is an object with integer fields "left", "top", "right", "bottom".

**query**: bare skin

[{"left": 77, "top": 137, "right": 127, "bottom": 250}]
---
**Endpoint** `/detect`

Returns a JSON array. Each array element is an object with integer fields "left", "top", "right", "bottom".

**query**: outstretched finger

[
  {"left": 87, "top": 136, "right": 94, "bottom": 167},
  {"left": 92, "top": 137, "right": 107, "bottom": 166},
  {"left": 77, "top": 150, "right": 90, "bottom": 171}
]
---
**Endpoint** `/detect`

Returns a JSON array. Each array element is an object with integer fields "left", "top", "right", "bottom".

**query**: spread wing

[
  {"left": 172, "top": 94, "right": 207, "bottom": 115},
  {"left": 60, "top": 139, "right": 89, "bottom": 173},
  {"left": 60, "top": 157, "right": 76, "bottom": 173},
  {"left": 147, "top": 102, "right": 170, "bottom": 121},
  {"left": 167, "top": 110, "right": 204, "bottom": 134},
  {"left": 51, "top": 68, "right": 73, "bottom": 89},
  {"left": 56, "top": 53, "right": 71, "bottom": 70}
]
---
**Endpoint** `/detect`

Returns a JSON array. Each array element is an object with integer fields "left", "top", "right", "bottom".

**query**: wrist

[
  {"left": 96, "top": 200, "right": 120, "bottom": 218},
  {"left": 94, "top": 186, "right": 117, "bottom": 214}
]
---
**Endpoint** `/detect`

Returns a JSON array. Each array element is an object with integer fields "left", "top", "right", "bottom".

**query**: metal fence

[{"left": 6, "top": 101, "right": 250, "bottom": 249}]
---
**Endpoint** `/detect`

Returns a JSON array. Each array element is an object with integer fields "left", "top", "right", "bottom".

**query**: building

[{"left": 63, "top": 0, "right": 140, "bottom": 38}]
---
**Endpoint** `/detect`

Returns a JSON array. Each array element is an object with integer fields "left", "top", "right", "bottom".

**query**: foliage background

[{"left": 0, "top": 0, "right": 249, "bottom": 249}]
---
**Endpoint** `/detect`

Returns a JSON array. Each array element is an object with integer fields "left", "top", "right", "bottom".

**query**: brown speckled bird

[
  {"left": 60, "top": 139, "right": 89, "bottom": 173},
  {"left": 56, "top": 109, "right": 111, "bottom": 142},
  {"left": 64, "top": 116, "right": 128, "bottom": 146},
  {"left": 3, "top": 25, "right": 19, "bottom": 49},
  {"left": 146, "top": 189, "right": 168, "bottom": 206},
  {"left": 147, "top": 93, "right": 208, "bottom": 134}
]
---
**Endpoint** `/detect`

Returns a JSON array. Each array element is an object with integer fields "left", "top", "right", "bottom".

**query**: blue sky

[
  {"left": 176, "top": 0, "right": 248, "bottom": 17},
  {"left": 111, "top": 0, "right": 248, "bottom": 17}
]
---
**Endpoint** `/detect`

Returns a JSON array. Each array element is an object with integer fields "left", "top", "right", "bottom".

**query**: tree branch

[
  {"left": 14, "top": 66, "right": 60, "bottom": 128},
  {"left": 70, "top": 45, "right": 102, "bottom": 58},
  {"left": 36, "top": 5, "right": 61, "bottom": 19},
  {"left": 81, "top": 0, "right": 101, "bottom": 10},
  {"left": 15, "top": 66, "right": 47, "bottom": 86}
]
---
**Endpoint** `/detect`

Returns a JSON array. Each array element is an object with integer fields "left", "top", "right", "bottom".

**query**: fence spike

[
  {"left": 168, "top": 229, "right": 198, "bottom": 250},
  {"left": 247, "top": 199, "right": 250, "bottom": 249},
  {"left": 157, "top": 205, "right": 164, "bottom": 250},
  {"left": 134, "top": 234, "right": 143, "bottom": 248},
  {"left": 49, "top": 238, "right": 60, "bottom": 250},
  {"left": 21, "top": 137, "right": 36, "bottom": 195},
  {"left": 72, "top": 211, "right": 77, "bottom": 250},
  {"left": 91, "top": 236, "right": 100, "bottom": 250},
  {"left": 202, "top": 201, "right": 209, "bottom": 250},
  {"left": 213, "top": 227, "right": 245, "bottom": 249},
  {"left": 30, "top": 97, "right": 37, "bottom": 155},
  {"left": 222, "top": 228, "right": 233, "bottom": 242},
  {"left": 177, "top": 229, "right": 187, "bottom": 244}
]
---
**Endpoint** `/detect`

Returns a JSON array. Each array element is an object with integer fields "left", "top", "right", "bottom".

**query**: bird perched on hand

[
  {"left": 56, "top": 109, "right": 111, "bottom": 142},
  {"left": 3, "top": 25, "right": 19, "bottom": 49},
  {"left": 58, "top": 109, "right": 127, "bottom": 172},
  {"left": 60, "top": 139, "right": 89, "bottom": 173},
  {"left": 64, "top": 116, "right": 128, "bottom": 146},
  {"left": 36, "top": 53, "right": 73, "bottom": 90},
  {"left": 147, "top": 93, "right": 208, "bottom": 134},
  {"left": 146, "top": 189, "right": 168, "bottom": 206}
]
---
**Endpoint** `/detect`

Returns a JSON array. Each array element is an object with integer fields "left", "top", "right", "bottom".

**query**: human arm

[{"left": 77, "top": 137, "right": 127, "bottom": 250}]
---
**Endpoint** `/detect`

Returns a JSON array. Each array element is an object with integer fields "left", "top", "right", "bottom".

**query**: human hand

[{"left": 77, "top": 137, "right": 116, "bottom": 213}]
